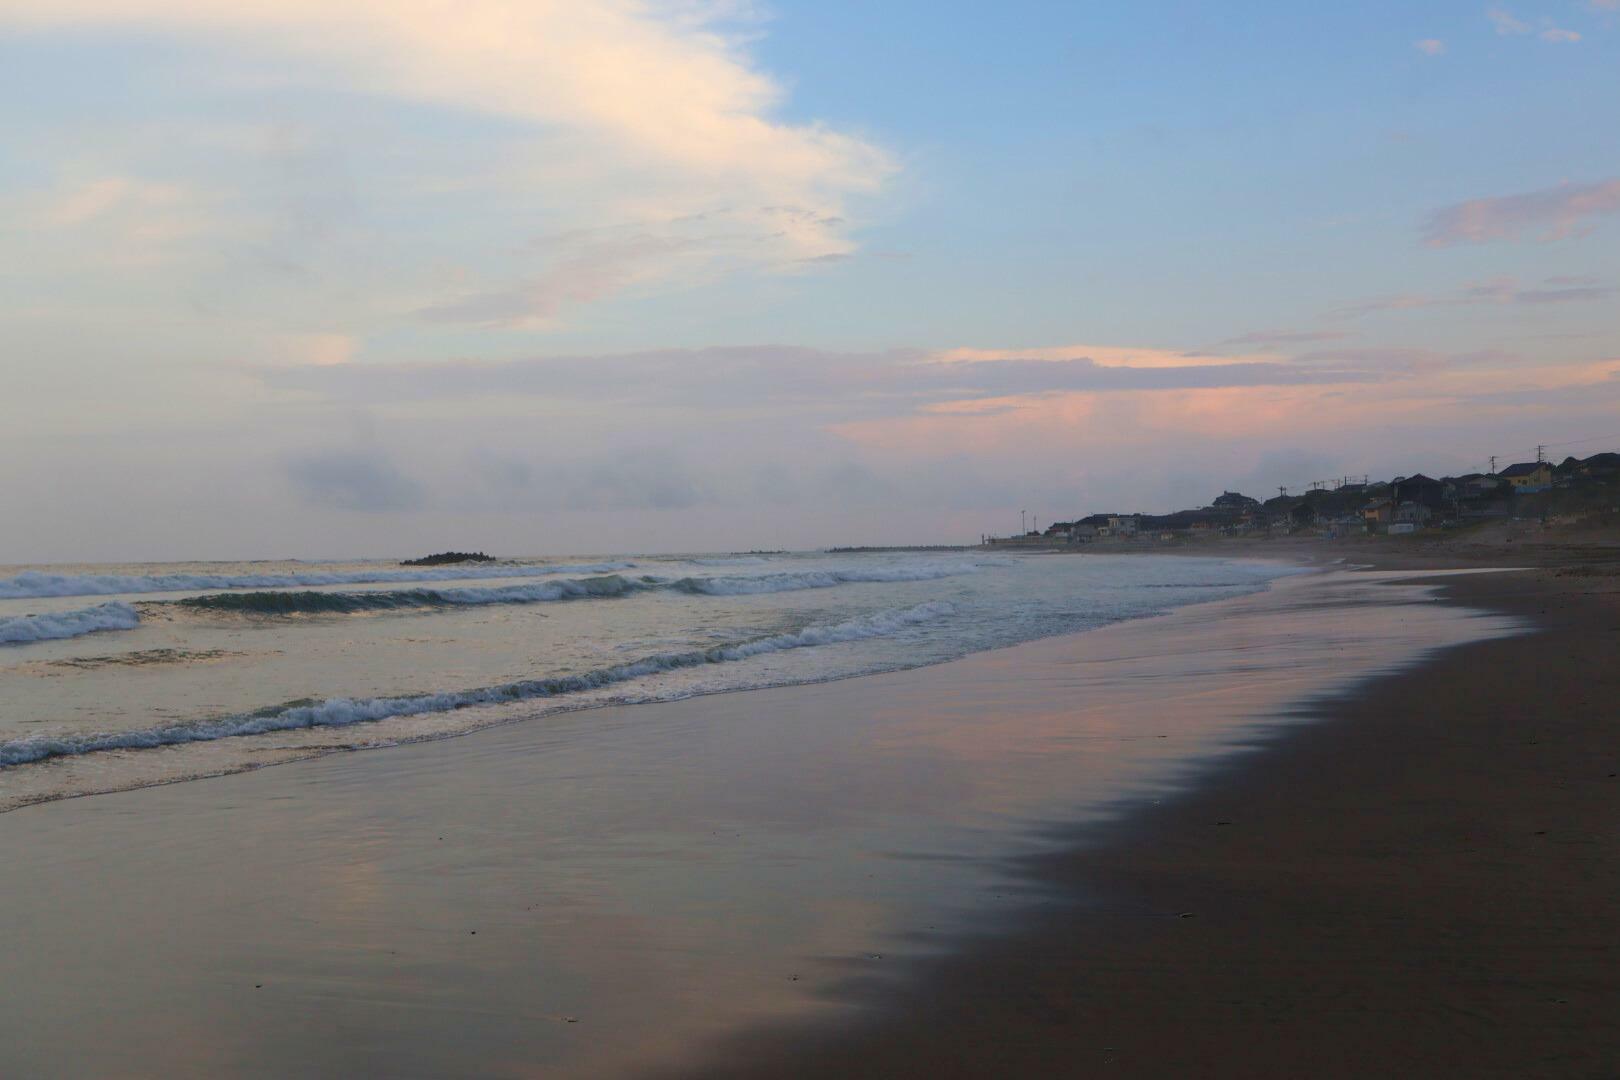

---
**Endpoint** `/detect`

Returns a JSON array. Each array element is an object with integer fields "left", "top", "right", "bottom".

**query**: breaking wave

[
  {"left": 0, "top": 601, "right": 954, "bottom": 766},
  {"left": 0, "top": 602, "right": 141, "bottom": 645},
  {"left": 176, "top": 575, "right": 650, "bottom": 614},
  {"left": 670, "top": 564, "right": 975, "bottom": 596},
  {"left": 166, "top": 563, "right": 978, "bottom": 616},
  {"left": 0, "top": 561, "right": 637, "bottom": 600}
]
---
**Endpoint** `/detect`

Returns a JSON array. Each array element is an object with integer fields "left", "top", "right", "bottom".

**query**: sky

[{"left": 2, "top": 0, "right": 1618, "bottom": 561}]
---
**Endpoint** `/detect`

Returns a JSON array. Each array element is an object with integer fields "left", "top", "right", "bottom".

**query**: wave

[
  {"left": 0, "top": 561, "right": 636, "bottom": 600},
  {"left": 669, "top": 563, "right": 975, "bottom": 596},
  {"left": 176, "top": 574, "right": 651, "bottom": 614},
  {"left": 0, "top": 601, "right": 954, "bottom": 767},
  {"left": 0, "top": 602, "right": 141, "bottom": 645},
  {"left": 168, "top": 562, "right": 978, "bottom": 616}
]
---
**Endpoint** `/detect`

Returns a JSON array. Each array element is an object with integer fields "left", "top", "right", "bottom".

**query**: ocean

[{"left": 0, "top": 550, "right": 1298, "bottom": 812}]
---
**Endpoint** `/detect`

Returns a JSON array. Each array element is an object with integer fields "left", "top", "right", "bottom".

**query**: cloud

[
  {"left": 1289, "top": 346, "right": 1520, "bottom": 374},
  {"left": 1513, "top": 285, "right": 1612, "bottom": 303},
  {"left": 467, "top": 449, "right": 710, "bottom": 511},
  {"left": 284, "top": 449, "right": 424, "bottom": 512},
  {"left": 417, "top": 222, "right": 759, "bottom": 328},
  {"left": 1415, "top": 39, "right": 1446, "bottom": 55},
  {"left": 1421, "top": 179, "right": 1620, "bottom": 245},
  {"left": 931, "top": 344, "right": 1262, "bottom": 369},
  {"left": 1330, "top": 275, "right": 1615, "bottom": 317},
  {"left": 269, "top": 334, "right": 357, "bottom": 367},
  {"left": 2, "top": 1, "right": 894, "bottom": 320},
  {"left": 1215, "top": 329, "right": 1354, "bottom": 348},
  {"left": 258, "top": 345, "right": 1384, "bottom": 420},
  {"left": 26, "top": 175, "right": 213, "bottom": 267},
  {"left": 1485, "top": 7, "right": 1581, "bottom": 41},
  {"left": 1487, "top": 7, "right": 1531, "bottom": 34}
]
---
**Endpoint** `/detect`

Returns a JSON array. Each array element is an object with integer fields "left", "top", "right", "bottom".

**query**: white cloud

[
  {"left": 1539, "top": 27, "right": 1581, "bottom": 42},
  {"left": 1415, "top": 39, "right": 1446, "bottom": 55},
  {"left": 1487, "top": 6, "right": 1531, "bottom": 34},
  {"left": 1, "top": 1, "right": 895, "bottom": 321}
]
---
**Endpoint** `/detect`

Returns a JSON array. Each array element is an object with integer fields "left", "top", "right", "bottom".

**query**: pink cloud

[{"left": 1421, "top": 178, "right": 1620, "bottom": 246}]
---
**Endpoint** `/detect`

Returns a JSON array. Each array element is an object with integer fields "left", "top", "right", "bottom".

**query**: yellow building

[{"left": 1499, "top": 462, "right": 1552, "bottom": 493}]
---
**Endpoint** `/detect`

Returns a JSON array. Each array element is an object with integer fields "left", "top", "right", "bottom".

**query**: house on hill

[
  {"left": 1499, "top": 462, "right": 1552, "bottom": 494},
  {"left": 1363, "top": 497, "right": 1393, "bottom": 530},
  {"left": 1451, "top": 473, "right": 1503, "bottom": 499},
  {"left": 1394, "top": 501, "right": 1433, "bottom": 526},
  {"left": 1212, "top": 491, "right": 1260, "bottom": 512},
  {"left": 1392, "top": 474, "right": 1445, "bottom": 509}
]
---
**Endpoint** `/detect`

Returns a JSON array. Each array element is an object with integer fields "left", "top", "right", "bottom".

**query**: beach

[
  {"left": 685, "top": 545, "right": 1620, "bottom": 1078},
  {"left": 1, "top": 547, "right": 1615, "bottom": 1077}
]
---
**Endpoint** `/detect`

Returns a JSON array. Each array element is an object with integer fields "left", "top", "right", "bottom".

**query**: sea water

[{"left": 0, "top": 551, "right": 1299, "bottom": 810}]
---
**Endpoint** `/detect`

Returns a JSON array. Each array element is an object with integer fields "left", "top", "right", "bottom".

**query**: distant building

[
  {"left": 1455, "top": 474, "right": 1503, "bottom": 499},
  {"left": 1363, "top": 497, "right": 1393, "bottom": 529},
  {"left": 1499, "top": 462, "right": 1553, "bottom": 493},
  {"left": 1211, "top": 491, "right": 1260, "bottom": 512},
  {"left": 1393, "top": 501, "right": 1433, "bottom": 526},
  {"left": 1392, "top": 474, "right": 1445, "bottom": 509}
]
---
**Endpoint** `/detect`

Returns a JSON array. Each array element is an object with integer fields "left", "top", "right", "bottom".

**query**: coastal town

[{"left": 986, "top": 450, "right": 1620, "bottom": 547}]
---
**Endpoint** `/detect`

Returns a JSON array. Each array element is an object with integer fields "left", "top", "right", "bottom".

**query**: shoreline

[
  {"left": 668, "top": 548, "right": 1620, "bottom": 1077},
  {"left": 2, "top": 547, "right": 1611, "bottom": 1075},
  {"left": 0, "top": 553, "right": 1300, "bottom": 816}
]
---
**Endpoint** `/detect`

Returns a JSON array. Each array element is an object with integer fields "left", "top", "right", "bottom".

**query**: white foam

[
  {"left": 0, "top": 601, "right": 954, "bottom": 766},
  {"left": 673, "top": 563, "right": 975, "bottom": 595},
  {"left": 0, "top": 602, "right": 141, "bottom": 645},
  {"left": 0, "top": 561, "right": 636, "bottom": 599}
]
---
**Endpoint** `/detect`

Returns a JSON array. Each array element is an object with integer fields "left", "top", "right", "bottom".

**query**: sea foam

[
  {"left": 0, "top": 601, "right": 954, "bottom": 765},
  {"left": 0, "top": 602, "right": 141, "bottom": 645},
  {"left": 670, "top": 563, "right": 974, "bottom": 595}
]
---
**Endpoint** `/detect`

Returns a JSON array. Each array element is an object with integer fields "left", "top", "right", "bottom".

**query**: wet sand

[
  {"left": 0, "top": 559, "right": 1607, "bottom": 1076},
  {"left": 676, "top": 552, "right": 1620, "bottom": 1078}
]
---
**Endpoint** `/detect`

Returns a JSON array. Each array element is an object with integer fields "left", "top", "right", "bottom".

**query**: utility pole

[
  {"left": 1489, "top": 456, "right": 1497, "bottom": 475},
  {"left": 1021, "top": 510, "right": 1027, "bottom": 535},
  {"left": 1278, "top": 486, "right": 1287, "bottom": 499},
  {"left": 1536, "top": 445, "right": 1546, "bottom": 464}
]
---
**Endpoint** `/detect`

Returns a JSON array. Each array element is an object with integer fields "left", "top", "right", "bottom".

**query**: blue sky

[{"left": 1, "top": 1, "right": 1617, "bottom": 559}]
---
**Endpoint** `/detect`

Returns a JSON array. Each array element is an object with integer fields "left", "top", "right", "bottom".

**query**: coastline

[
  {"left": 1, "top": 548, "right": 1612, "bottom": 1075},
  {"left": 0, "top": 554, "right": 1295, "bottom": 816},
  {"left": 669, "top": 550, "right": 1620, "bottom": 1078}
]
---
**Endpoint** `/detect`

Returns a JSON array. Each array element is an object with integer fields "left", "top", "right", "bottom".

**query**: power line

[{"left": 1540, "top": 431, "right": 1620, "bottom": 450}]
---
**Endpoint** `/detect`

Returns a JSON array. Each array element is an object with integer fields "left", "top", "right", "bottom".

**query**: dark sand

[{"left": 672, "top": 543, "right": 1620, "bottom": 1078}]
